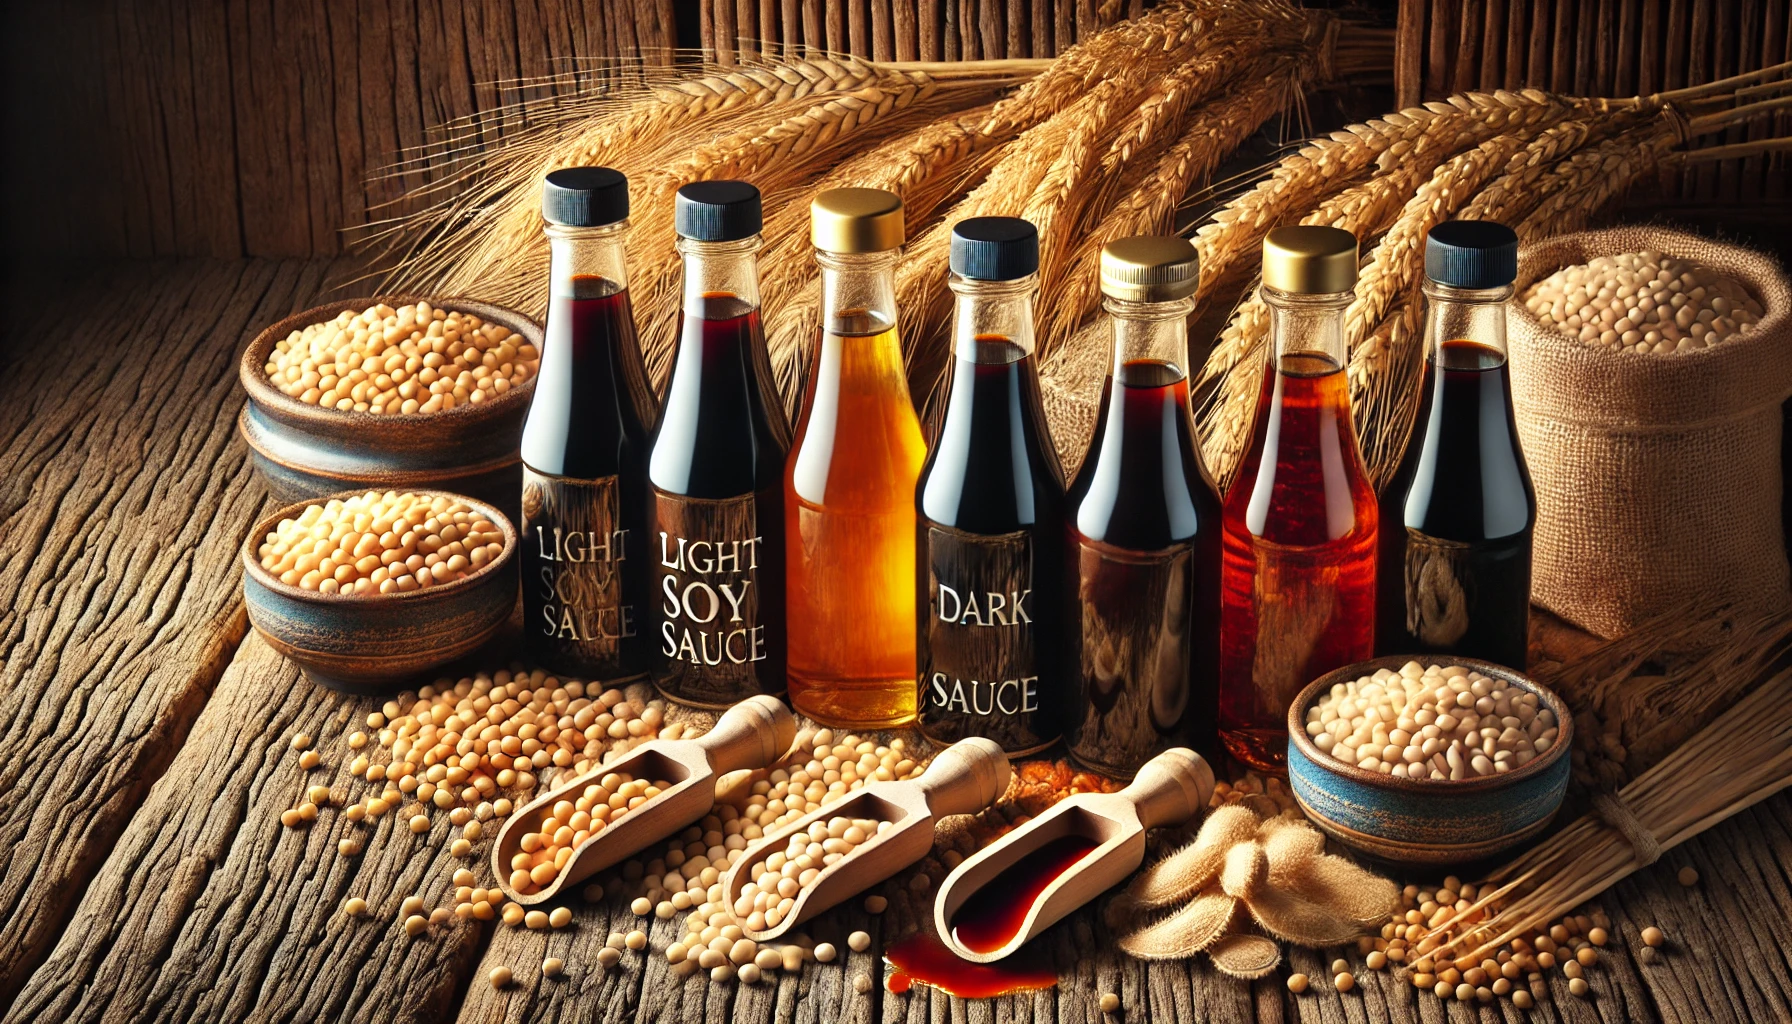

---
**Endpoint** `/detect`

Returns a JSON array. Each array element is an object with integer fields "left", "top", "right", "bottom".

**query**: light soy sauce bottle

[
  {"left": 916, "top": 217, "right": 1067, "bottom": 756},
  {"left": 520, "top": 167, "right": 658, "bottom": 681},
  {"left": 650, "top": 181, "right": 791, "bottom": 706},
  {"left": 1065, "top": 237, "right": 1222, "bottom": 776},
  {"left": 1377, "top": 220, "right": 1535, "bottom": 668}
]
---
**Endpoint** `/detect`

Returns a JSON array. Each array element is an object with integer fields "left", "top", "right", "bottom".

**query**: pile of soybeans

[
  {"left": 266, "top": 300, "right": 538, "bottom": 413},
  {"left": 1521, "top": 250, "right": 1764, "bottom": 355},
  {"left": 1304, "top": 662, "right": 1560, "bottom": 779},
  {"left": 257, "top": 490, "right": 507, "bottom": 594}
]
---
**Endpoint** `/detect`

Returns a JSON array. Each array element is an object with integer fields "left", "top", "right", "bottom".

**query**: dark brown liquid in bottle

[
  {"left": 1377, "top": 340, "right": 1534, "bottom": 667},
  {"left": 520, "top": 274, "right": 657, "bottom": 680},
  {"left": 1066, "top": 360, "right": 1222, "bottom": 776},
  {"left": 916, "top": 336, "right": 1066, "bottom": 755},
  {"left": 650, "top": 294, "right": 790, "bottom": 706}
]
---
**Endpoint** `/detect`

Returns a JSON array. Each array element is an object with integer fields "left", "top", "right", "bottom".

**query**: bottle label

[
  {"left": 653, "top": 489, "right": 783, "bottom": 705},
  {"left": 522, "top": 468, "right": 639, "bottom": 678},
  {"left": 1396, "top": 526, "right": 1531, "bottom": 667},
  {"left": 918, "top": 524, "right": 1055, "bottom": 753},
  {"left": 1067, "top": 541, "right": 1193, "bottom": 775}
]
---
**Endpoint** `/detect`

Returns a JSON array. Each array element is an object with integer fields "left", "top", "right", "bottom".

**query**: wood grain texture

[
  {"left": 4, "top": 633, "right": 487, "bottom": 1024},
  {"left": 1401, "top": 0, "right": 1789, "bottom": 202},
  {"left": 0, "top": 258, "right": 352, "bottom": 1010}
]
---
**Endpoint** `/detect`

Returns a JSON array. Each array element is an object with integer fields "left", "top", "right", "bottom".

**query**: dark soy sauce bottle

[
  {"left": 520, "top": 167, "right": 658, "bottom": 681},
  {"left": 1377, "top": 220, "right": 1535, "bottom": 668},
  {"left": 1064, "top": 237, "right": 1222, "bottom": 777},
  {"left": 916, "top": 217, "right": 1067, "bottom": 756},
  {"left": 650, "top": 181, "right": 791, "bottom": 707}
]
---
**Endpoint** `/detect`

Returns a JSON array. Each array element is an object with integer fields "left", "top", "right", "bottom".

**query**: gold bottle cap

[
  {"left": 1100, "top": 236, "right": 1201, "bottom": 302},
  {"left": 811, "top": 188, "right": 905, "bottom": 253},
  {"left": 1262, "top": 225, "right": 1358, "bottom": 294}
]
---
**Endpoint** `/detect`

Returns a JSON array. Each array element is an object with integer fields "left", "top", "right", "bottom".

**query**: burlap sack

[{"left": 1509, "top": 226, "right": 1792, "bottom": 638}]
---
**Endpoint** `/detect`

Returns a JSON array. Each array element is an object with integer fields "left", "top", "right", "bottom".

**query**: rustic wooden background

[
  {"left": 7, "top": 0, "right": 1785, "bottom": 265},
  {"left": 1394, "top": 0, "right": 1790, "bottom": 202}
]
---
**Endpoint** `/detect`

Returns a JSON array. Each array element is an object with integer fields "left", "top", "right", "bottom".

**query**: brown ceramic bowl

[
  {"left": 241, "top": 489, "right": 519, "bottom": 693},
  {"left": 238, "top": 295, "right": 541, "bottom": 522}
]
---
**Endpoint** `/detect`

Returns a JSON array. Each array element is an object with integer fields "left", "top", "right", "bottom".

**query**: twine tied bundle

[{"left": 1106, "top": 804, "right": 1397, "bottom": 977}]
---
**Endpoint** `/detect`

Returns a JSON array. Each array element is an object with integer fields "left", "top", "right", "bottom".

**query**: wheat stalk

[
  {"left": 1437, "top": 666, "right": 1792, "bottom": 967},
  {"left": 1343, "top": 119, "right": 1601, "bottom": 481},
  {"left": 1192, "top": 92, "right": 1577, "bottom": 485},
  {"left": 1189, "top": 89, "right": 1563, "bottom": 308},
  {"left": 1035, "top": 59, "right": 1306, "bottom": 360},
  {"left": 897, "top": 1, "right": 1311, "bottom": 406}
]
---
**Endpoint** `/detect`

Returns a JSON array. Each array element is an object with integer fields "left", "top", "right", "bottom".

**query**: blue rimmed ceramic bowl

[{"left": 1286, "top": 656, "right": 1572, "bottom": 866}]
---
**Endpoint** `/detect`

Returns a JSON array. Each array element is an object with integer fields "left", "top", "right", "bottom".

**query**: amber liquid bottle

[
  {"left": 520, "top": 167, "right": 658, "bottom": 681},
  {"left": 1065, "top": 237, "right": 1222, "bottom": 776},
  {"left": 1378, "top": 221, "right": 1534, "bottom": 668},
  {"left": 786, "top": 188, "right": 927, "bottom": 728},
  {"left": 1219, "top": 226, "right": 1377, "bottom": 771},
  {"left": 917, "top": 217, "right": 1067, "bottom": 756},
  {"left": 651, "top": 182, "right": 791, "bottom": 707}
]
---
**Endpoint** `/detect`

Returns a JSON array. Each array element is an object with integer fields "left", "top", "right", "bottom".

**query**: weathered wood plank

[
  {"left": 4, "top": 634, "right": 486, "bottom": 1024},
  {"left": 0, "top": 258, "right": 347, "bottom": 1008}
]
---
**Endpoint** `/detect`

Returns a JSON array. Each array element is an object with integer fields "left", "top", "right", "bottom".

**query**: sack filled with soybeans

[{"left": 1508, "top": 225, "right": 1792, "bottom": 638}]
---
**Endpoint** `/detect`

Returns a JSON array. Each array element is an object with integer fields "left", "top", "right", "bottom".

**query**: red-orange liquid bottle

[{"left": 1219, "top": 227, "right": 1377, "bottom": 771}]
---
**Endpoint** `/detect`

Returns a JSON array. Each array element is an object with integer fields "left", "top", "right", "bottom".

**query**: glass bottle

[
  {"left": 651, "top": 181, "right": 792, "bottom": 707},
  {"left": 1377, "top": 220, "right": 1535, "bottom": 668},
  {"left": 519, "top": 167, "right": 657, "bottom": 681},
  {"left": 916, "top": 217, "right": 1067, "bottom": 756},
  {"left": 1065, "top": 237, "right": 1223, "bottom": 777},
  {"left": 785, "top": 188, "right": 927, "bottom": 728},
  {"left": 1219, "top": 225, "right": 1377, "bottom": 771}
]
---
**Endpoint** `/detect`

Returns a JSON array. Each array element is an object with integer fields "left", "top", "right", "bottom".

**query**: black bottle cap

[
  {"left": 676, "top": 180, "right": 763, "bottom": 241},
  {"left": 1425, "top": 220, "right": 1519, "bottom": 288},
  {"left": 542, "top": 167, "right": 629, "bottom": 227},
  {"left": 949, "top": 217, "right": 1040, "bottom": 281}
]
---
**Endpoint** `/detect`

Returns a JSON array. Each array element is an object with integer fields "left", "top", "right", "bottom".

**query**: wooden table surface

[{"left": 2, "top": 259, "right": 1789, "bottom": 1024}]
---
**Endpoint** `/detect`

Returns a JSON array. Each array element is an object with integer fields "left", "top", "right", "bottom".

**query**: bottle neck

[
  {"left": 1104, "top": 295, "right": 1193, "bottom": 378},
  {"left": 547, "top": 222, "right": 630, "bottom": 298},
  {"left": 1422, "top": 280, "right": 1514, "bottom": 362},
  {"left": 816, "top": 249, "right": 899, "bottom": 336},
  {"left": 950, "top": 273, "right": 1038, "bottom": 363},
  {"left": 1263, "top": 284, "right": 1351, "bottom": 370},
  {"left": 680, "top": 236, "right": 761, "bottom": 316}
]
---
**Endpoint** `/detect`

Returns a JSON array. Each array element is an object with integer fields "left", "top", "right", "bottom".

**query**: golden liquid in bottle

[{"left": 785, "top": 318, "right": 927, "bottom": 728}]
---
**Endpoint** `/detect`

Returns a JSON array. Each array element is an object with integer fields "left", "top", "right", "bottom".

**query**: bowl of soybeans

[
  {"left": 1285, "top": 656, "right": 1573, "bottom": 865},
  {"left": 238, "top": 296, "right": 541, "bottom": 519},
  {"left": 241, "top": 488, "right": 519, "bottom": 693}
]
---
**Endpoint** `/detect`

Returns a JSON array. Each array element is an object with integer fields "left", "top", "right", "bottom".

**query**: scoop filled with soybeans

[
  {"left": 493, "top": 695, "right": 795, "bottom": 904},
  {"left": 723, "top": 737, "right": 1011, "bottom": 942}
]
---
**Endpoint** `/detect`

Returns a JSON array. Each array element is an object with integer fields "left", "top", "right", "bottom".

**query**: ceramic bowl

[
  {"left": 238, "top": 295, "right": 540, "bottom": 522},
  {"left": 241, "top": 489, "right": 518, "bottom": 693},
  {"left": 1286, "top": 656, "right": 1572, "bottom": 865}
]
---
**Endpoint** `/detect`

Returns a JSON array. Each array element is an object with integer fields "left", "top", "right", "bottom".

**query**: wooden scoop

[
  {"left": 723, "top": 737, "right": 1011, "bottom": 942},
  {"left": 493, "top": 694, "right": 795, "bottom": 905},
  {"left": 933, "top": 747, "right": 1214, "bottom": 962}
]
